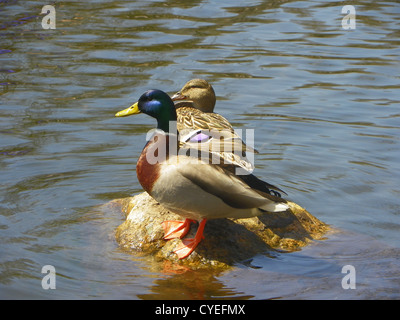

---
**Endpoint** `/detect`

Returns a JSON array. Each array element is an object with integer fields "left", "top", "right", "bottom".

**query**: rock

[{"left": 109, "top": 192, "right": 329, "bottom": 270}]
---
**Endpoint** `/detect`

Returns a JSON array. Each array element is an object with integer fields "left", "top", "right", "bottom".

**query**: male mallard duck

[
  {"left": 172, "top": 79, "right": 258, "bottom": 172},
  {"left": 115, "top": 89, "right": 288, "bottom": 259}
]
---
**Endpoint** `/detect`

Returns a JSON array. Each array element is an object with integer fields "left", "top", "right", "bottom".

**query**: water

[{"left": 1, "top": 0, "right": 399, "bottom": 299}]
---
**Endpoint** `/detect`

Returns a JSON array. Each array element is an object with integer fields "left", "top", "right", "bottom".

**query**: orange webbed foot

[
  {"left": 162, "top": 219, "right": 195, "bottom": 240},
  {"left": 174, "top": 238, "right": 201, "bottom": 259},
  {"left": 173, "top": 219, "right": 207, "bottom": 259}
]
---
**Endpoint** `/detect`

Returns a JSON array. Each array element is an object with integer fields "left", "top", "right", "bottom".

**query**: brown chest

[
  {"left": 136, "top": 150, "right": 160, "bottom": 194},
  {"left": 136, "top": 133, "right": 172, "bottom": 194}
]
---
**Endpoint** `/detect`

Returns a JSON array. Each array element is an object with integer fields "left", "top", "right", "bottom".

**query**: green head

[{"left": 115, "top": 89, "right": 177, "bottom": 132}]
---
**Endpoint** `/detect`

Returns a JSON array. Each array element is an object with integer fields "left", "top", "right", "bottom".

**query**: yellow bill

[{"left": 115, "top": 102, "right": 141, "bottom": 117}]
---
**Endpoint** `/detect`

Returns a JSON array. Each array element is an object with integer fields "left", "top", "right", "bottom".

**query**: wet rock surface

[{"left": 109, "top": 192, "right": 329, "bottom": 270}]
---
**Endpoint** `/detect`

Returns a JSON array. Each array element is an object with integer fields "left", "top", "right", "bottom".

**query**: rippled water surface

[{"left": 1, "top": 0, "right": 399, "bottom": 299}]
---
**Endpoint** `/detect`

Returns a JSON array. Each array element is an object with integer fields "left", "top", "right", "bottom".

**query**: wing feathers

[{"left": 176, "top": 160, "right": 286, "bottom": 210}]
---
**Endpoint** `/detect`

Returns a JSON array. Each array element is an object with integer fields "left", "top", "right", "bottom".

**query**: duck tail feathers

[{"left": 260, "top": 201, "right": 289, "bottom": 213}]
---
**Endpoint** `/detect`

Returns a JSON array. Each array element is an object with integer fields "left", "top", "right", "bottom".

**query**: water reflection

[{"left": 138, "top": 265, "right": 253, "bottom": 300}]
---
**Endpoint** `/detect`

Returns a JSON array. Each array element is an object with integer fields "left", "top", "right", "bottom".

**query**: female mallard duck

[
  {"left": 171, "top": 78, "right": 255, "bottom": 142},
  {"left": 172, "top": 79, "right": 258, "bottom": 172},
  {"left": 172, "top": 79, "right": 216, "bottom": 112},
  {"left": 115, "top": 89, "right": 288, "bottom": 259},
  {"left": 172, "top": 79, "right": 226, "bottom": 131}
]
